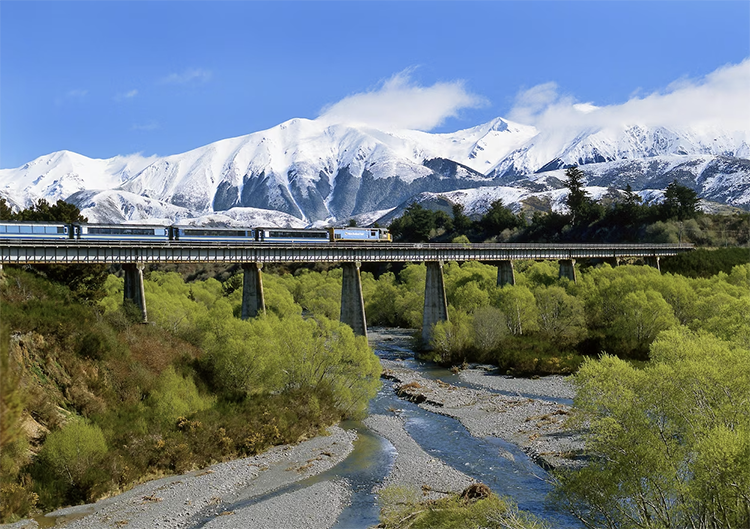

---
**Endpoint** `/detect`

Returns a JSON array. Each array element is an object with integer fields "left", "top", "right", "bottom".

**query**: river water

[{"left": 323, "top": 330, "right": 582, "bottom": 528}]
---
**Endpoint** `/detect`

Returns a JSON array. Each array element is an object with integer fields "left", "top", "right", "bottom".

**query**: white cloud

[
  {"left": 115, "top": 89, "right": 139, "bottom": 102},
  {"left": 160, "top": 68, "right": 212, "bottom": 85},
  {"left": 508, "top": 58, "right": 750, "bottom": 133},
  {"left": 506, "top": 82, "right": 561, "bottom": 125},
  {"left": 318, "top": 70, "right": 486, "bottom": 131}
]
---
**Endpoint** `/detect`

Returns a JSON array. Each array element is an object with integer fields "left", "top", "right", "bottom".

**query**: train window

[
  {"left": 268, "top": 231, "right": 328, "bottom": 239},
  {"left": 182, "top": 229, "right": 248, "bottom": 237},
  {"left": 87, "top": 227, "right": 157, "bottom": 236}
]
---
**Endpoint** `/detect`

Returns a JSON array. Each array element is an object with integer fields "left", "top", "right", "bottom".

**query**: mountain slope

[{"left": 1, "top": 117, "right": 748, "bottom": 225}]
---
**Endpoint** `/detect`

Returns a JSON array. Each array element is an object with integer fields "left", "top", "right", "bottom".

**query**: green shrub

[
  {"left": 37, "top": 419, "right": 109, "bottom": 504},
  {"left": 661, "top": 247, "right": 750, "bottom": 278},
  {"left": 0, "top": 477, "right": 39, "bottom": 524},
  {"left": 0, "top": 323, "right": 38, "bottom": 523},
  {"left": 147, "top": 366, "right": 215, "bottom": 425},
  {"left": 0, "top": 330, "right": 28, "bottom": 480},
  {"left": 553, "top": 327, "right": 750, "bottom": 529},
  {"left": 429, "top": 310, "right": 474, "bottom": 365},
  {"left": 534, "top": 285, "right": 586, "bottom": 347},
  {"left": 496, "top": 285, "right": 538, "bottom": 336},
  {"left": 471, "top": 306, "right": 507, "bottom": 358}
]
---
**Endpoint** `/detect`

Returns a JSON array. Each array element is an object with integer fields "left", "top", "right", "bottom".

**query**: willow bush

[
  {"left": 36, "top": 419, "right": 108, "bottom": 505},
  {"left": 411, "top": 259, "right": 750, "bottom": 371},
  {"left": 553, "top": 328, "right": 750, "bottom": 529}
]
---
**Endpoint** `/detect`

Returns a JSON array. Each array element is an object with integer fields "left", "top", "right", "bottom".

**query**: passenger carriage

[
  {"left": 0, "top": 222, "right": 392, "bottom": 244},
  {"left": 255, "top": 228, "right": 330, "bottom": 243},
  {"left": 170, "top": 227, "right": 255, "bottom": 242},
  {"left": 76, "top": 224, "right": 169, "bottom": 241},
  {"left": 0, "top": 221, "right": 72, "bottom": 239}
]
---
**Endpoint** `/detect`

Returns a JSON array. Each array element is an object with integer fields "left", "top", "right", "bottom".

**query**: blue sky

[{"left": 1, "top": 1, "right": 748, "bottom": 169}]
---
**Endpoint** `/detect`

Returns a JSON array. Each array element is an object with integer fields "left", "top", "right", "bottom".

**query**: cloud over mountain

[
  {"left": 510, "top": 59, "right": 750, "bottom": 133},
  {"left": 318, "top": 70, "right": 486, "bottom": 131}
]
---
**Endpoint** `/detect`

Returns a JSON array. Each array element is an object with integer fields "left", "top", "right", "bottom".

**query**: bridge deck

[{"left": 0, "top": 241, "right": 694, "bottom": 264}]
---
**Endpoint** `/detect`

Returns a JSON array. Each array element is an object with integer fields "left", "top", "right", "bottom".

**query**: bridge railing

[{"left": 0, "top": 241, "right": 695, "bottom": 264}]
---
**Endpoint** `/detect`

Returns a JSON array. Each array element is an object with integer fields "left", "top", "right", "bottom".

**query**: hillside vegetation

[{"left": 0, "top": 267, "right": 380, "bottom": 522}]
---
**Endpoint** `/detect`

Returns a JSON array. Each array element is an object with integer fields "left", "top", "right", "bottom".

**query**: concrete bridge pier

[
  {"left": 558, "top": 259, "right": 577, "bottom": 283},
  {"left": 241, "top": 262, "right": 266, "bottom": 319},
  {"left": 604, "top": 257, "right": 620, "bottom": 268},
  {"left": 645, "top": 256, "right": 661, "bottom": 272},
  {"left": 496, "top": 260, "right": 516, "bottom": 287},
  {"left": 340, "top": 261, "right": 367, "bottom": 338},
  {"left": 123, "top": 263, "right": 148, "bottom": 323},
  {"left": 422, "top": 261, "right": 449, "bottom": 346}
]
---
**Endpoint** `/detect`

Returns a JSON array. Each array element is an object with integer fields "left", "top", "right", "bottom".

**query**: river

[{"left": 323, "top": 328, "right": 581, "bottom": 528}]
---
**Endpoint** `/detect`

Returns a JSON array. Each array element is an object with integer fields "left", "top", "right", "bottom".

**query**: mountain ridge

[{"left": 1, "top": 116, "right": 748, "bottom": 226}]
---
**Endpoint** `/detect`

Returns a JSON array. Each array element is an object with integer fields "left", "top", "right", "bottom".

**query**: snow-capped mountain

[
  {"left": 488, "top": 124, "right": 749, "bottom": 177},
  {"left": 0, "top": 151, "right": 156, "bottom": 210},
  {"left": 1, "top": 116, "right": 748, "bottom": 226}
]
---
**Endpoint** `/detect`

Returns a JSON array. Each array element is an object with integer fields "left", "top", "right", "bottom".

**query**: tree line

[{"left": 388, "top": 167, "right": 750, "bottom": 246}]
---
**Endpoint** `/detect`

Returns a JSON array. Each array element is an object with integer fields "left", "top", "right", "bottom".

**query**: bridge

[{"left": 0, "top": 241, "right": 694, "bottom": 343}]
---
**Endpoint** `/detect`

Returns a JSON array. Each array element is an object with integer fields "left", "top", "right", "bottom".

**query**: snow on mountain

[
  {"left": 397, "top": 118, "right": 539, "bottom": 173},
  {"left": 1, "top": 116, "right": 748, "bottom": 227},
  {"left": 348, "top": 208, "right": 397, "bottom": 228},
  {"left": 489, "top": 123, "right": 750, "bottom": 177},
  {"left": 370, "top": 184, "right": 634, "bottom": 227},
  {"left": 496, "top": 154, "right": 750, "bottom": 210},
  {"left": 420, "top": 186, "right": 530, "bottom": 216},
  {"left": 67, "top": 189, "right": 305, "bottom": 228},
  {"left": 180, "top": 208, "right": 307, "bottom": 229},
  {"left": 0, "top": 151, "right": 157, "bottom": 208},
  {"left": 114, "top": 118, "right": 506, "bottom": 223}
]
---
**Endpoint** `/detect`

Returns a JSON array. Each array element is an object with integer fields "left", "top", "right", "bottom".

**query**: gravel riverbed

[
  {"left": 381, "top": 360, "right": 584, "bottom": 470},
  {"left": 363, "top": 414, "right": 475, "bottom": 499},
  {"left": 7, "top": 427, "right": 357, "bottom": 529}
]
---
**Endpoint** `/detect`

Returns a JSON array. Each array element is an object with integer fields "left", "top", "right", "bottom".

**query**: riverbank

[
  {"left": 363, "top": 414, "right": 475, "bottom": 499},
  {"left": 5, "top": 426, "right": 357, "bottom": 529}
]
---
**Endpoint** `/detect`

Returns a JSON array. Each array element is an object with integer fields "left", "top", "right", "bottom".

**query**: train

[{"left": 0, "top": 222, "right": 392, "bottom": 243}]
